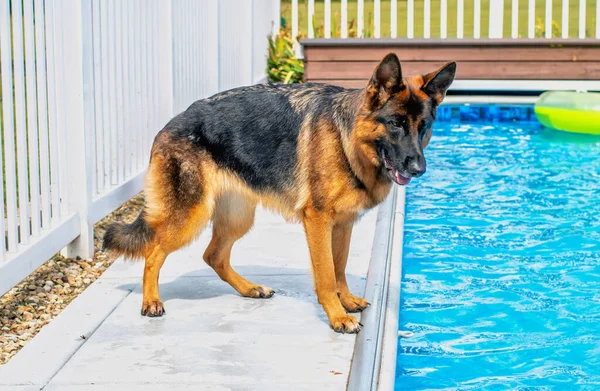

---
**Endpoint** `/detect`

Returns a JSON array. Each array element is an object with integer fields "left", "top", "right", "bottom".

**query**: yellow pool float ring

[{"left": 534, "top": 91, "right": 600, "bottom": 135}]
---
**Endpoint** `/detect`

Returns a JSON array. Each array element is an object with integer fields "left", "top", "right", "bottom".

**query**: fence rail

[
  {"left": 0, "top": 0, "right": 279, "bottom": 297},
  {"left": 284, "top": 0, "right": 600, "bottom": 44}
]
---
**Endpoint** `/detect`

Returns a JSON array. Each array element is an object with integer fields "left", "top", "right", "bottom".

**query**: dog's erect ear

[
  {"left": 366, "top": 53, "right": 404, "bottom": 109},
  {"left": 422, "top": 62, "right": 456, "bottom": 103}
]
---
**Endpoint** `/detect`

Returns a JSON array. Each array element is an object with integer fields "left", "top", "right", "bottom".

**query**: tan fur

[{"left": 333, "top": 222, "right": 369, "bottom": 312}]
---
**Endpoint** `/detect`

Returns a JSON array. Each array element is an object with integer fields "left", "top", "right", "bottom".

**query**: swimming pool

[{"left": 395, "top": 105, "right": 600, "bottom": 390}]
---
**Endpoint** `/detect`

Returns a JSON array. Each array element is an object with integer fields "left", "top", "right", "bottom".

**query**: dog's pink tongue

[{"left": 395, "top": 170, "right": 411, "bottom": 185}]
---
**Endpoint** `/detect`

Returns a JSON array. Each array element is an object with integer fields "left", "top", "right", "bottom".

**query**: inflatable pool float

[{"left": 534, "top": 91, "right": 600, "bottom": 135}]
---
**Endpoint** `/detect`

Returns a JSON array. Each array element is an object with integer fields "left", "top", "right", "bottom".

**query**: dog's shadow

[{"left": 117, "top": 265, "right": 366, "bottom": 327}]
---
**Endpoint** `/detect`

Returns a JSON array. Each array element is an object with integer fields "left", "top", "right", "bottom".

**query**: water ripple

[{"left": 396, "top": 123, "right": 600, "bottom": 390}]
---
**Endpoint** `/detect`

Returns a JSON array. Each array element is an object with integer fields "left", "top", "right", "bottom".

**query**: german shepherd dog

[{"left": 104, "top": 54, "right": 456, "bottom": 334}]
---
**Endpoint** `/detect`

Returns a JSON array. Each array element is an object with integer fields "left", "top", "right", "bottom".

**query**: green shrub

[
  {"left": 535, "top": 17, "right": 560, "bottom": 38},
  {"left": 267, "top": 28, "right": 304, "bottom": 84}
]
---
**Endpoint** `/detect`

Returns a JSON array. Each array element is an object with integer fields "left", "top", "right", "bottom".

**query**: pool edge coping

[{"left": 348, "top": 186, "right": 406, "bottom": 391}]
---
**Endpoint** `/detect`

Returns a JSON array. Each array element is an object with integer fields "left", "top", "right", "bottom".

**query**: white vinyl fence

[
  {"left": 0, "top": 0, "right": 279, "bottom": 296},
  {"left": 287, "top": 0, "right": 600, "bottom": 42}
]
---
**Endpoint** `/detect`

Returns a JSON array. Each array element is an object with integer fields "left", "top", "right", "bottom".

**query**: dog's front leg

[
  {"left": 303, "top": 209, "right": 362, "bottom": 334},
  {"left": 333, "top": 222, "right": 370, "bottom": 313}
]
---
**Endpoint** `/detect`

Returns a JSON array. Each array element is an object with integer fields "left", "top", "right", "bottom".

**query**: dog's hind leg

[
  {"left": 140, "top": 202, "right": 213, "bottom": 316},
  {"left": 140, "top": 141, "right": 213, "bottom": 316},
  {"left": 332, "top": 222, "right": 369, "bottom": 313},
  {"left": 141, "top": 244, "right": 169, "bottom": 316},
  {"left": 203, "top": 193, "right": 275, "bottom": 298}
]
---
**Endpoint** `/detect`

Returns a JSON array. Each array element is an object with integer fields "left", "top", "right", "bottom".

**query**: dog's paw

[
  {"left": 330, "top": 314, "right": 362, "bottom": 334},
  {"left": 340, "top": 294, "right": 370, "bottom": 313},
  {"left": 141, "top": 300, "right": 165, "bottom": 317},
  {"left": 245, "top": 285, "right": 275, "bottom": 299}
]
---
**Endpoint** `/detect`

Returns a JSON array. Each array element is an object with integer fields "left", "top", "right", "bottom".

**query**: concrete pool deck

[{"left": 0, "top": 188, "right": 405, "bottom": 390}]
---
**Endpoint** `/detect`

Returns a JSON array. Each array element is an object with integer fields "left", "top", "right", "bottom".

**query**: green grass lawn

[{"left": 281, "top": 0, "right": 598, "bottom": 38}]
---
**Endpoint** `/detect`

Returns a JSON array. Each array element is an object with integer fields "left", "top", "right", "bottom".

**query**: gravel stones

[{"left": 0, "top": 194, "right": 144, "bottom": 364}]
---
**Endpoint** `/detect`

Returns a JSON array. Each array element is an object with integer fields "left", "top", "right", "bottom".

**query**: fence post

[
  {"left": 489, "top": 0, "right": 504, "bottom": 38},
  {"left": 292, "top": 0, "right": 300, "bottom": 56},
  {"left": 158, "top": 0, "right": 174, "bottom": 123},
  {"left": 56, "top": 0, "right": 95, "bottom": 259},
  {"left": 219, "top": 0, "right": 253, "bottom": 91},
  {"left": 272, "top": 0, "right": 281, "bottom": 37}
]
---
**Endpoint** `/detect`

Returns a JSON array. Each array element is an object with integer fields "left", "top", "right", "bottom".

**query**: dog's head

[{"left": 358, "top": 53, "right": 455, "bottom": 185}]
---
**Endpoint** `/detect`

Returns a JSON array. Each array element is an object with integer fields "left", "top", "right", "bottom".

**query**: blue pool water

[{"left": 396, "top": 106, "right": 600, "bottom": 390}]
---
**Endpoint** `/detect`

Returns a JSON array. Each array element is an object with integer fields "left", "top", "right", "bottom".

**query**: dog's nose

[{"left": 406, "top": 157, "right": 426, "bottom": 178}]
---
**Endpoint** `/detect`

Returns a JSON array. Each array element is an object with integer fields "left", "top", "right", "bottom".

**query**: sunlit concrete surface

[{"left": 0, "top": 207, "right": 378, "bottom": 390}]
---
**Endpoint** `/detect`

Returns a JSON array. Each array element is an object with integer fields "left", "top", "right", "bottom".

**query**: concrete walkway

[{"left": 0, "top": 207, "right": 379, "bottom": 390}]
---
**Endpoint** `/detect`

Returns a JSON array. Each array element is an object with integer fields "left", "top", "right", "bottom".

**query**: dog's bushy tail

[{"left": 103, "top": 211, "right": 154, "bottom": 259}]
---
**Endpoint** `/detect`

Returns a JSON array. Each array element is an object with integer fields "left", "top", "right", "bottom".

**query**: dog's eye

[{"left": 389, "top": 119, "right": 404, "bottom": 129}]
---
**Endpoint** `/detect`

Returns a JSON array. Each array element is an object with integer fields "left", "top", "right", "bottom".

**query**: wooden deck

[{"left": 302, "top": 39, "right": 600, "bottom": 91}]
